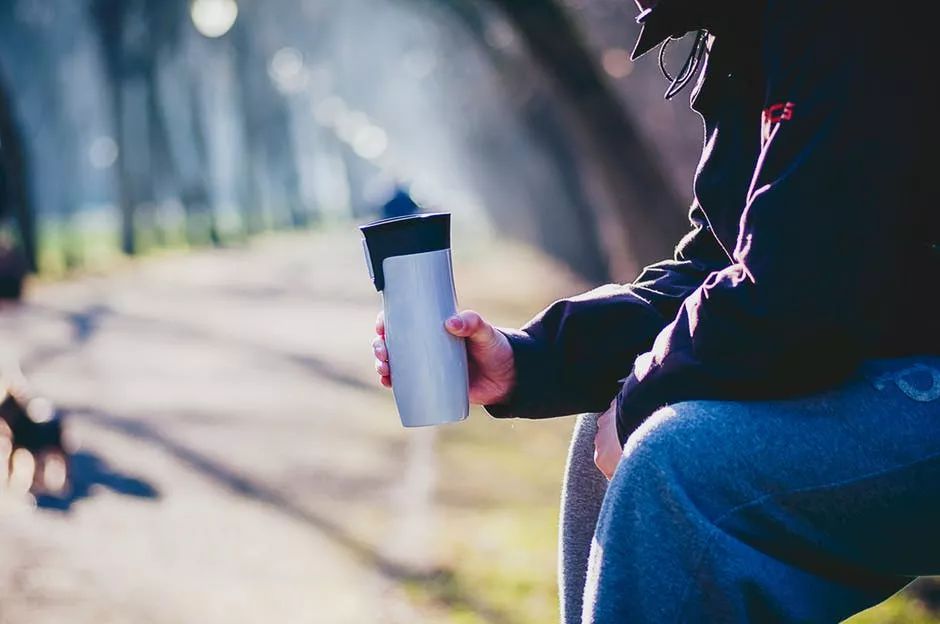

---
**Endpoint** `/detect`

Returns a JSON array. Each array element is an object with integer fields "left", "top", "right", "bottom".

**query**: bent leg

[
  {"left": 583, "top": 357, "right": 940, "bottom": 623},
  {"left": 559, "top": 414, "right": 608, "bottom": 624}
]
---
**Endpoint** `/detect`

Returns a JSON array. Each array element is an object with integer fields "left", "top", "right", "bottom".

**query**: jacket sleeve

[
  {"left": 486, "top": 202, "right": 729, "bottom": 420},
  {"left": 615, "top": 0, "right": 907, "bottom": 442}
]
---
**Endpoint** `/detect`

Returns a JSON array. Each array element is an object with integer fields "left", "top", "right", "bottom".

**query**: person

[
  {"left": 379, "top": 185, "right": 421, "bottom": 220},
  {"left": 371, "top": 0, "right": 939, "bottom": 621}
]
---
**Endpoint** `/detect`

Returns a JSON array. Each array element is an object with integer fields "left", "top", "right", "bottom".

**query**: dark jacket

[{"left": 487, "top": 0, "right": 940, "bottom": 443}]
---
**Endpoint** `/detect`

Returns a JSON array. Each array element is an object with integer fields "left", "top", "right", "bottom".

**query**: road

[{"left": 0, "top": 231, "right": 449, "bottom": 623}]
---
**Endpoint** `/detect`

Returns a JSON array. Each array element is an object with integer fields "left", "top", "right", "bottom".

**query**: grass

[
  {"left": 849, "top": 594, "right": 938, "bottom": 624},
  {"left": 384, "top": 237, "right": 584, "bottom": 624},
  {"left": 30, "top": 207, "right": 304, "bottom": 279}
]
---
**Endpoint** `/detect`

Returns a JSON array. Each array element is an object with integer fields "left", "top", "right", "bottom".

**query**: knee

[
  {"left": 623, "top": 401, "right": 717, "bottom": 468},
  {"left": 607, "top": 401, "right": 740, "bottom": 510},
  {"left": 593, "top": 403, "right": 723, "bottom": 554}
]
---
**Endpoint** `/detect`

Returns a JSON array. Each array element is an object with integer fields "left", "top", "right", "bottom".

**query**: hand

[
  {"left": 594, "top": 398, "right": 623, "bottom": 480},
  {"left": 372, "top": 309, "right": 516, "bottom": 405}
]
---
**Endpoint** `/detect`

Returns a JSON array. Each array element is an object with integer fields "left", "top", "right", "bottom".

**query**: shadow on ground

[
  {"left": 21, "top": 302, "right": 379, "bottom": 397},
  {"left": 36, "top": 449, "right": 159, "bottom": 512},
  {"left": 65, "top": 405, "right": 514, "bottom": 624}
]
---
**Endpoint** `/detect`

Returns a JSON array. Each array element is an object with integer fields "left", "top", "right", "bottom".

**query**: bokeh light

[
  {"left": 88, "top": 136, "right": 118, "bottom": 170},
  {"left": 190, "top": 0, "right": 239, "bottom": 39},
  {"left": 352, "top": 125, "right": 388, "bottom": 161},
  {"left": 268, "top": 46, "right": 308, "bottom": 93},
  {"left": 601, "top": 48, "right": 633, "bottom": 79}
]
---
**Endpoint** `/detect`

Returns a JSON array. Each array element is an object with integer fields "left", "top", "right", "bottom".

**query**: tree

[
  {"left": 436, "top": 0, "right": 688, "bottom": 279},
  {"left": 90, "top": 0, "right": 220, "bottom": 254},
  {"left": 0, "top": 70, "right": 37, "bottom": 273},
  {"left": 90, "top": 0, "right": 146, "bottom": 255}
]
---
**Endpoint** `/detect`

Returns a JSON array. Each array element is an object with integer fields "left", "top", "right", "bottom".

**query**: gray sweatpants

[{"left": 559, "top": 357, "right": 940, "bottom": 623}]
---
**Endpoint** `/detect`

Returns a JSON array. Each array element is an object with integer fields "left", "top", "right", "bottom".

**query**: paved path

[{"left": 0, "top": 232, "right": 444, "bottom": 623}]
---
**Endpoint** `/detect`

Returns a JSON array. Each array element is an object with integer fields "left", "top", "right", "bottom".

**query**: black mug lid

[{"left": 359, "top": 212, "right": 451, "bottom": 291}]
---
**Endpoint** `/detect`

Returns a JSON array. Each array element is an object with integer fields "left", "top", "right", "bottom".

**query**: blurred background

[{"left": 0, "top": 0, "right": 936, "bottom": 622}]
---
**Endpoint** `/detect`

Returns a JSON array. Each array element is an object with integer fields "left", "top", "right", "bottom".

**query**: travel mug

[{"left": 360, "top": 212, "right": 469, "bottom": 427}]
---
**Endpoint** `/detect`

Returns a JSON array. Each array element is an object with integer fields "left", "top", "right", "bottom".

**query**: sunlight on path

[{"left": 383, "top": 427, "right": 438, "bottom": 573}]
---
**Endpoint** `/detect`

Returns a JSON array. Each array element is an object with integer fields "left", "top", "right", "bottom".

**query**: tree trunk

[
  {"left": 0, "top": 71, "right": 38, "bottom": 272},
  {"left": 407, "top": 0, "right": 610, "bottom": 281},
  {"left": 483, "top": 0, "right": 688, "bottom": 279}
]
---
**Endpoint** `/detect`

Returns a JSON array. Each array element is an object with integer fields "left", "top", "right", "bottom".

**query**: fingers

[
  {"left": 374, "top": 354, "right": 391, "bottom": 386},
  {"left": 372, "top": 331, "right": 391, "bottom": 388},
  {"left": 376, "top": 308, "right": 497, "bottom": 390},
  {"left": 445, "top": 310, "right": 496, "bottom": 344},
  {"left": 375, "top": 358, "right": 390, "bottom": 377},
  {"left": 593, "top": 409, "right": 618, "bottom": 480},
  {"left": 375, "top": 310, "right": 385, "bottom": 337},
  {"left": 444, "top": 310, "right": 478, "bottom": 336},
  {"left": 371, "top": 336, "right": 388, "bottom": 362},
  {"left": 373, "top": 309, "right": 392, "bottom": 388},
  {"left": 373, "top": 334, "right": 391, "bottom": 388}
]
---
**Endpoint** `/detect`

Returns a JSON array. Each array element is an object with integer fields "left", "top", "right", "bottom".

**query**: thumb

[{"left": 445, "top": 310, "right": 500, "bottom": 348}]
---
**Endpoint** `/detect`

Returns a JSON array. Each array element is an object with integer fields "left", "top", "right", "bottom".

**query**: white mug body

[{"left": 382, "top": 249, "right": 469, "bottom": 427}]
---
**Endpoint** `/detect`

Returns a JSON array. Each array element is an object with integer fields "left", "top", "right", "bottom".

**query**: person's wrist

[
  {"left": 492, "top": 330, "right": 517, "bottom": 404},
  {"left": 482, "top": 329, "right": 534, "bottom": 416},
  {"left": 493, "top": 329, "right": 525, "bottom": 403}
]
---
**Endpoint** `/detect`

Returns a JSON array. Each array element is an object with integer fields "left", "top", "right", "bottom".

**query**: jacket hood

[{"left": 631, "top": 0, "right": 730, "bottom": 60}]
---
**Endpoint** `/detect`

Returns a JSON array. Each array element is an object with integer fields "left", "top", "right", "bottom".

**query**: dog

[{"left": 1, "top": 376, "right": 69, "bottom": 494}]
